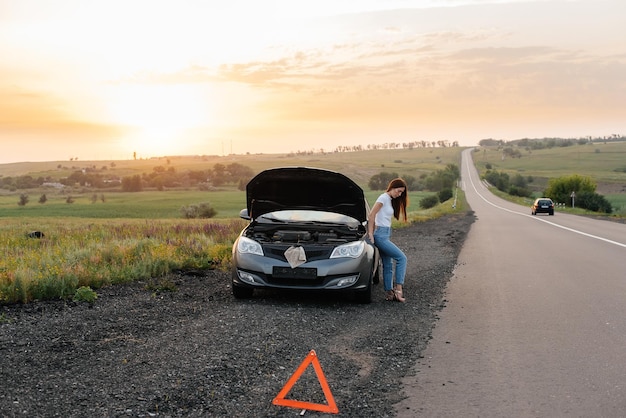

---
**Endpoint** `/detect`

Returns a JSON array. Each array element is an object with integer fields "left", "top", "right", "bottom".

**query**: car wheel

[
  {"left": 232, "top": 284, "right": 254, "bottom": 299},
  {"left": 549, "top": 211, "right": 554, "bottom": 215}
]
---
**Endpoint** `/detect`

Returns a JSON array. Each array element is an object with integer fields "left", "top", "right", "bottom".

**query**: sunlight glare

[{"left": 107, "top": 84, "right": 213, "bottom": 157}]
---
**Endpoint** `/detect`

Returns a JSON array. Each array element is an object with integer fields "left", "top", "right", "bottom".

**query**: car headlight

[
  {"left": 236, "top": 236, "right": 264, "bottom": 256},
  {"left": 330, "top": 241, "right": 365, "bottom": 259}
]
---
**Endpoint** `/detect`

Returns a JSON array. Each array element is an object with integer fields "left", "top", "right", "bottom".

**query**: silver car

[{"left": 231, "top": 167, "right": 379, "bottom": 303}]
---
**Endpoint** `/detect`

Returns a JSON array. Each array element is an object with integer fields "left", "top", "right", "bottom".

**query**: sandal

[
  {"left": 385, "top": 290, "right": 395, "bottom": 301},
  {"left": 392, "top": 289, "right": 406, "bottom": 303}
]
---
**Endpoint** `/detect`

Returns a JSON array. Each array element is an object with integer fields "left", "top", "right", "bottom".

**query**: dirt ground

[{"left": 0, "top": 211, "right": 475, "bottom": 418}]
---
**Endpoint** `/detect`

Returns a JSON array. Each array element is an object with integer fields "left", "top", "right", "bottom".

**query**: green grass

[
  {"left": 473, "top": 142, "right": 626, "bottom": 184},
  {"left": 0, "top": 146, "right": 467, "bottom": 304},
  {"left": 0, "top": 217, "right": 246, "bottom": 303},
  {"left": 0, "top": 190, "right": 245, "bottom": 219},
  {"left": 2, "top": 190, "right": 438, "bottom": 219},
  {"left": 6, "top": 142, "right": 623, "bottom": 304},
  {"left": 1, "top": 147, "right": 464, "bottom": 219},
  {"left": 605, "top": 193, "right": 626, "bottom": 216},
  {"left": 474, "top": 142, "right": 626, "bottom": 214},
  {"left": 0, "top": 190, "right": 465, "bottom": 304}
]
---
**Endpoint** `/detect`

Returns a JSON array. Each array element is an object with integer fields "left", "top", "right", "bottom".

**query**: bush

[
  {"left": 368, "top": 171, "right": 400, "bottom": 190},
  {"left": 424, "top": 164, "right": 459, "bottom": 192},
  {"left": 181, "top": 202, "right": 217, "bottom": 219},
  {"left": 18, "top": 194, "right": 29, "bottom": 206},
  {"left": 544, "top": 174, "right": 596, "bottom": 204},
  {"left": 484, "top": 170, "right": 509, "bottom": 192},
  {"left": 73, "top": 286, "right": 98, "bottom": 303},
  {"left": 508, "top": 185, "right": 532, "bottom": 198},
  {"left": 576, "top": 191, "right": 612, "bottom": 213},
  {"left": 419, "top": 194, "right": 439, "bottom": 209},
  {"left": 438, "top": 188, "right": 453, "bottom": 202}
]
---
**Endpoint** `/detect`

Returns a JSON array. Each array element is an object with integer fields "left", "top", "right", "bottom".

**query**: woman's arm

[{"left": 367, "top": 202, "right": 383, "bottom": 243}]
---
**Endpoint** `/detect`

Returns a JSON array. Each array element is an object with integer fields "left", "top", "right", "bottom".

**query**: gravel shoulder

[{"left": 0, "top": 211, "right": 475, "bottom": 418}]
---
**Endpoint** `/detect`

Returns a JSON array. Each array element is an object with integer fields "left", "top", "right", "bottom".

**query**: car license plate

[
  {"left": 541, "top": 205, "right": 548, "bottom": 208},
  {"left": 273, "top": 267, "right": 317, "bottom": 279}
]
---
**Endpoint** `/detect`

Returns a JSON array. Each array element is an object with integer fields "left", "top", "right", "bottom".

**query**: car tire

[{"left": 232, "top": 284, "right": 254, "bottom": 299}]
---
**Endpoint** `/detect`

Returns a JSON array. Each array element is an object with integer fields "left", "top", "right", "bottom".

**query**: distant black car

[
  {"left": 231, "top": 167, "right": 380, "bottom": 303},
  {"left": 531, "top": 198, "right": 555, "bottom": 215}
]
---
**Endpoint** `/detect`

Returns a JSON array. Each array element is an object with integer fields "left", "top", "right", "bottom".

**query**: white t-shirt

[{"left": 374, "top": 193, "right": 394, "bottom": 227}]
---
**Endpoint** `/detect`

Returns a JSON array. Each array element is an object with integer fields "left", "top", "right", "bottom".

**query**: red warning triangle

[{"left": 272, "top": 350, "right": 339, "bottom": 414}]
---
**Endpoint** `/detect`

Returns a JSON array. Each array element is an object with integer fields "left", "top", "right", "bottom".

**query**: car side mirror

[{"left": 239, "top": 208, "right": 250, "bottom": 220}]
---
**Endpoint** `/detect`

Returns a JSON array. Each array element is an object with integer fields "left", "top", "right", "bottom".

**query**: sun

[{"left": 107, "top": 84, "right": 212, "bottom": 157}]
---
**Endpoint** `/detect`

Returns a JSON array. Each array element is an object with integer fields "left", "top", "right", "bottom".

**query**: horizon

[{"left": 1, "top": 0, "right": 624, "bottom": 164}]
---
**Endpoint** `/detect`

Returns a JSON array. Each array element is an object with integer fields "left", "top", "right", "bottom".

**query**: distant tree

[
  {"left": 38, "top": 194, "right": 47, "bottom": 204},
  {"left": 484, "top": 170, "right": 509, "bottom": 192},
  {"left": 66, "top": 195, "right": 74, "bottom": 204},
  {"left": 18, "top": 194, "right": 29, "bottom": 206},
  {"left": 424, "top": 164, "right": 459, "bottom": 191},
  {"left": 368, "top": 171, "right": 399, "bottom": 190},
  {"left": 402, "top": 175, "right": 418, "bottom": 191},
  {"left": 544, "top": 174, "right": 596, "bottom": 204},
  {"left": 121, "top": 175, "right": 143, "bottom": 192},
  {"left": 508, "top": 174, "right": 532, "bottom": 197}
]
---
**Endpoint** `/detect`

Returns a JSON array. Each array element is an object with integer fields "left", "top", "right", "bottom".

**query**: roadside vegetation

[
  {"left": 474, "top": 138, "right": 626, "bottom": 218},
  {"left": 3, "top": 137, "right": 623, "bottom": 304},
  {"left": 0, "top": 218, "right": 246, "bottom": 304},
  {"left": 0, "top": 147, "right": 465, "bottom": 304}
]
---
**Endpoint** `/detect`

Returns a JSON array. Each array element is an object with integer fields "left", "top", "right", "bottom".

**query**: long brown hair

[{"left": 386, "top": 178, "right": 408, "bottom": 221}]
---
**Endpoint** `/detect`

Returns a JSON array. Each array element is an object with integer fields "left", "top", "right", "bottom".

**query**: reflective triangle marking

[{"left": 272, "top": 350, "right": 339, "bottom": 414}]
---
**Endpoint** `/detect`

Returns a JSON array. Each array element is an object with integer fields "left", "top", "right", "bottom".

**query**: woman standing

[{"left": 367, "top": 178, "right": 409, "bottom": 302}]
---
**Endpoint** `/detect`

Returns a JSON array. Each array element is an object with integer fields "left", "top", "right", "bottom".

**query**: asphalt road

[{"left": 396, "top": 149, "right": 626, "bottom": 417}]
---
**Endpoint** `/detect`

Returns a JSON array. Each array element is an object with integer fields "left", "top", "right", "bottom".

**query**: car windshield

[{"left": 259, "top": 210, "right": 360, "bottom": 227}]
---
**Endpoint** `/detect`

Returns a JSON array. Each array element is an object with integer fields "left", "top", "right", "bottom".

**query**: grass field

[
  {"left": 473, "top": 141, "right": 626, "bottom": 185},
  {"left": 0, "top": 147, "right": 462, "bottom": 218},
  {"left": 2, "top": 143, "right": 623, "bottom": 304},
  {"left": 0, "top": 190, "right": 246, "bottom": 219},
  {"left": 0, "top": 187, "right": 436, "bottom": 219},
  {"left": 473, "top": 141, "right": 626, "bottom": 214},
  {"left": 0, "top": 147, "right": 466, "bottom": 303}
]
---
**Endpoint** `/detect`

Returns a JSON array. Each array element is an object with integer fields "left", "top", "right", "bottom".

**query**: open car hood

[{"left": 246, "top": 167, "right": 367, "bottom": 222}]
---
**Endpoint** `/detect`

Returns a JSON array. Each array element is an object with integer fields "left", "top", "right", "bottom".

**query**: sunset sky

[{"left": 1, "top": 0, "right": 624, "bottom": 163}]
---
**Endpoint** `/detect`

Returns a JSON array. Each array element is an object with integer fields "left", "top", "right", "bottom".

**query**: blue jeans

[{"left": 373, "top": 226, "right": 407, "bottom": 291}]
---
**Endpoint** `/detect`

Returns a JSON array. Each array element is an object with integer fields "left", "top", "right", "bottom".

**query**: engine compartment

[{"left": 245, "top": 224, "right": 364, "bottom": 244}]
